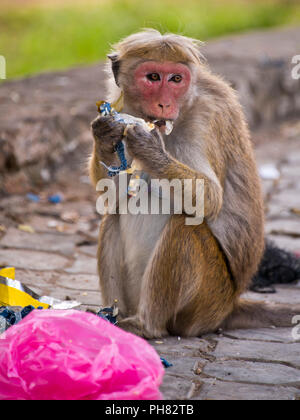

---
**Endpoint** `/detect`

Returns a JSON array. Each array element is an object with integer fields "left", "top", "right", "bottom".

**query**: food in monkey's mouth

[{"left": 153, "top": 119, "right": 174, "bottom": 136}]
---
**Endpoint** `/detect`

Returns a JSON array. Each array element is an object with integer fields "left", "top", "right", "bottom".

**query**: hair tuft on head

[{"left": 108, "top": 29, "right": 205, "bottom": 65}]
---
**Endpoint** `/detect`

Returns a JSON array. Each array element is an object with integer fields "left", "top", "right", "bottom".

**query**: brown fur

[{"left": 89, "top": 30, "right": 299, "bottom": 338}]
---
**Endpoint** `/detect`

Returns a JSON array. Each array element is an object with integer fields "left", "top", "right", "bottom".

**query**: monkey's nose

[{"left": 158, "top": 104, "right": 170, "bottom": 109}]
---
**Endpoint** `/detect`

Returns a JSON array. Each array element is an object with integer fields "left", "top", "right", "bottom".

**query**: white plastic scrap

[{"left": 259, "top": 164, "right": 280, "bottom": 180}]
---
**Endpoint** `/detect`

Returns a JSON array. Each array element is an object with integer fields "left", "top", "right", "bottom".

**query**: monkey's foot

[
  {"left": 118, "top": 316, "right": 145, "bottom": 337},
  {"left": 118, "top": 316, "right": 164, "bottom": 339}
]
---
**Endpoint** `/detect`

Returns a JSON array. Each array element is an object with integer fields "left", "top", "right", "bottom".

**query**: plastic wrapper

[
  {"left": 0, "top": 310, "right": 164, "bottom": 400},
  {"left": 0, "top": 275, "right": 80, "bottom": 310},
  {"left": 97, "top": 100, "right": 156, "bottom": 198},
  {"left": 96, "top": 100, "right": 155, "bottom": 133},
  {"left": 0, "top": 267, "right": 15, "bottom": 280}
]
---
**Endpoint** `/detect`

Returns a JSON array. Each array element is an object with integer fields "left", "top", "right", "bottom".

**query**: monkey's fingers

[
  {"left": 92, "top": 116, "right": 125, "bottom": 141},
  {"left": 91, "top": 115, "right": 116, "bottom": 131},
  {"left": 125, "top": 124, "right": 153, "bottom": 141}
]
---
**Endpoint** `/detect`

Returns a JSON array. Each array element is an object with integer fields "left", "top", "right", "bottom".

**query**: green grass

[{"left": 1, "top": 0, "right": 300, "bottom": 79}]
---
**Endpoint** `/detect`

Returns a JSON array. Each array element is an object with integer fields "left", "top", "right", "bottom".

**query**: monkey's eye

[
  {"left": 170, "top": 74, "right": 182, "bottom": 83},
  {"left": 147, "top": 73, "right": 160, "bottom": 82}
]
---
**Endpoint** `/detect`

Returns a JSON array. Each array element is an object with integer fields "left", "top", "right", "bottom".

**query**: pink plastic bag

[{"left": 0, "top": 310, "right": 164, "bottom": 400}]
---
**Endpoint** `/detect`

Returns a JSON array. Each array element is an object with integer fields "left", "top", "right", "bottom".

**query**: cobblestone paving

[{"left": 0, "top": 127, "right": 299, "bottom": 400}]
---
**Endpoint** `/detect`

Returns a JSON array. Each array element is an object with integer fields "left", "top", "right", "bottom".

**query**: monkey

[{"left": 89, "top": 29, "right": 300, "bottom": 338}]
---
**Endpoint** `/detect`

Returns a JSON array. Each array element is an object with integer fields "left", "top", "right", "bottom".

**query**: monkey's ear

[
  {"left": 107, "top": 53, "right": 119, "bottom": 61},
  {"left": 107, "top": 53, "right": 121, "bottom": 87}
]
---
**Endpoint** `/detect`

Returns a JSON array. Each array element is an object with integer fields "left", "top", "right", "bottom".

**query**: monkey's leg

[
  {"left": 119, "top": 215, "right": 235, "bottom": 338},
  {"left": 98, "top": 214, "right": 129, "bottom": 317}
]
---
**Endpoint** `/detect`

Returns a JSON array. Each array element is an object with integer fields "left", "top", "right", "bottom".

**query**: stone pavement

[{"left": 0, "top": 120, "right": 299, "bottom": 400}]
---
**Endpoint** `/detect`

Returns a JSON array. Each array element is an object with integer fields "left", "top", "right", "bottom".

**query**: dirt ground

[{"left": 0, "top": 27, "right": 300, "bottom": 400}]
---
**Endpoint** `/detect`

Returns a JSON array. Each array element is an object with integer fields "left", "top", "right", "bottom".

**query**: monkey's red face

[{"left": 133, "top": 61, "right": 191, "bottom": 123}]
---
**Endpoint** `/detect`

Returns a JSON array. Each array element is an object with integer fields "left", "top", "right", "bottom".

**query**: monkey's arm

[
  {"left": 162, "top": 158, "right": 223, "bottom": 220},
  {"left": 126, "top": 125, "right": 223, "bottom": 220}
]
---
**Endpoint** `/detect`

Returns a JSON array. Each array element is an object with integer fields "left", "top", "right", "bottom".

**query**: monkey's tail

[
  {"left": 250, "top": 240, "right": 300, "bottom": 293},
  {"left": 221, "top": 299, "right": 300, "bottom": 331}
]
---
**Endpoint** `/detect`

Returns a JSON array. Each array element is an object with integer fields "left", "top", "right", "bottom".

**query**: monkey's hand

[
  {"left": 91, "top": 115, "right": 126, "bottom": 155},
  {"left": 125, "top": 125, "right": 171, "bottom": 175}
]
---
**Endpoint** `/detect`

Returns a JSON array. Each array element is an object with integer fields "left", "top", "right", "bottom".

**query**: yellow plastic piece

[
  {"left": 0, "top": 284, "right": 49, "bottom": 309},
  {"left": 96, "top": 92, "right": 124, "bottom": 114},
  {"left": 0, "top": 267, "right": 49, "bottom": 308},
  {"left": 18, "top": 225, "right": 35, "bottom": 234},
  {"left": 112, "top": 91, "right": 124, "bottom": 112},
  {"left": 96, "top": 100, "right": 106, "bottom": 113},
  {"left": 0, "top": 267, "right": 15, "bottom": 280}
]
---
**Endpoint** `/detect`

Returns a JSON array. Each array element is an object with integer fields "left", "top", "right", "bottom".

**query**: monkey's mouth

[{"left": 150, "top": 119, "right": 174, "bottom": 136}]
